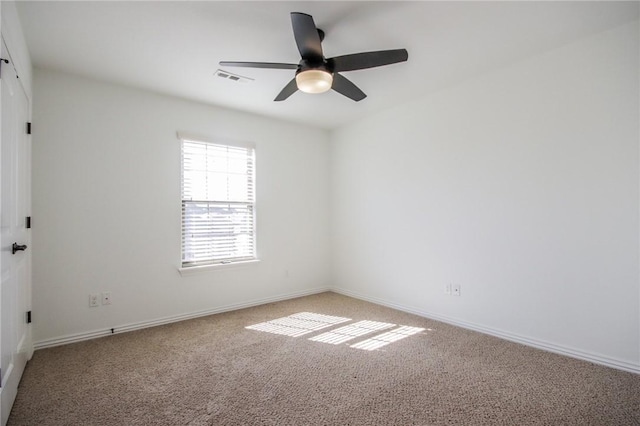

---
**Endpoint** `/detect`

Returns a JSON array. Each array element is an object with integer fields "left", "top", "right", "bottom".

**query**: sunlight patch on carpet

[
  {"left": 350, "top": 326, "right": 425, "bottom": 351},
  {"left": 309, "top": 320, "right": 395, "bottom": 345},
  {"left": 246, "top": 312, "right": 351, "bottom": 337}
]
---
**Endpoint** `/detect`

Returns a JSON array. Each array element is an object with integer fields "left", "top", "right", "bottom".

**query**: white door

[{"left": 0, "top": 38, "right": 32, "bottom": 426}]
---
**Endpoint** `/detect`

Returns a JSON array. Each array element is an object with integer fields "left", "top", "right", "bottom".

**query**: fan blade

[
  {"left": 328, "top": 49, "right": 408, "bottom": 72},
  {"left": 274, "top": 78, "right": 299, "bottom": 101},
  {"left": 291, "top": 12, "right": 323, "bottom": 60},
  {"left": 219, "top": 61, "right": 298, "bottom": 70},
  {"left": 332, "top": 73, "right": 366, "bottom": 102}
]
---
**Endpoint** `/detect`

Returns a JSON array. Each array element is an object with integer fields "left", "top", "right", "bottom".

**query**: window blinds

[{"left": 180, "top": 136, "right": 256, "bottom": 267}]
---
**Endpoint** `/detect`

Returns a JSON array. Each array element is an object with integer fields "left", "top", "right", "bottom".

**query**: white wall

[
  {"left": 32, "top": 69, "right": 330, "bottom": 344},
  {"left": 31, "top": 19, "right": 640, "bottom": 373},
  {"left": 330, "top": 21, "right": 640, "bottom": 371}
]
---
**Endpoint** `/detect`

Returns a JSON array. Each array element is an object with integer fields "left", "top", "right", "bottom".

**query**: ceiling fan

[{"left": 219, "top": 12, "right": 408, "bottom": 102}]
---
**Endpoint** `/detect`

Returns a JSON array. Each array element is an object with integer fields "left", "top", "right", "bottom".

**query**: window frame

[{"left": 178, "top": 132, "right": 257, "bottom": 271}]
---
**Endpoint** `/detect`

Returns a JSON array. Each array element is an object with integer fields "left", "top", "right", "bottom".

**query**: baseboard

[
  {"left": 33, "top": 285, "right": 640, "bottom": 375},
  {"left": 330, "top": 287, "right": 640, "bottom": 375},
  {"left": 33, "top": 286, "right": 331, "bottom": 350}
]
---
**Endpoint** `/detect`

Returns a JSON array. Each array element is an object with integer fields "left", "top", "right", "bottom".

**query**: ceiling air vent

[{"left": 215, "top": 69, "right": 253, "bottom": 84}]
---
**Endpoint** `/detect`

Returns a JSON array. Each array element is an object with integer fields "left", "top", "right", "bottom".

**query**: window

[{"left": 179, "top": 133, "right": 256, "bottom": 267}]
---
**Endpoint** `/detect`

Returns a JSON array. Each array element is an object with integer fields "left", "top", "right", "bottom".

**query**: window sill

[{"left": 178, "top": 259, "right": 261, "bottom": 276}]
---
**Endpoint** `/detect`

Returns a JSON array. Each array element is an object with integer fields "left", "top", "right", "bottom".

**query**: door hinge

[
  {"left": 26, "top": 216, "right": 31, "bottom": 229},
  {"left": 0, "top": 58, "right": 8, "bottom": 79},
  {"left": 26, "top": 122, "right": 32, "bottom": 135},
  {"left": 26, "top": 311, "right": 32, "bottom": 324}
]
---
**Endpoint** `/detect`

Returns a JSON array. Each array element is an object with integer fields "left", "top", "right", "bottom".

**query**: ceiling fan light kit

[
  {"left": 296, "top": 69, "right": 333, "bottom": 93},
  {"left": 219, "top": 12, "right": 408, "bottom": 102}
]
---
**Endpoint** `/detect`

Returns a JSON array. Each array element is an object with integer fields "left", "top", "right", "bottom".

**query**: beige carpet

[{"left": 8, "top": 292, "right": 640, "bottom": 425}]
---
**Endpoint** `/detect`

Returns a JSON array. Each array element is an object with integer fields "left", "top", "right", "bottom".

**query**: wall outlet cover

[
  {"left": 89, "top": 294, "right": 99, "bottom": 307},
  {"left": 452, "top": 284, "right": 461, "bottom": 296}
]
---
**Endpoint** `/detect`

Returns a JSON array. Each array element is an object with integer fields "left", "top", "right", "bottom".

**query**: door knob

[{"left": 12, "top": 242, "right": 27, "bottom": 254}]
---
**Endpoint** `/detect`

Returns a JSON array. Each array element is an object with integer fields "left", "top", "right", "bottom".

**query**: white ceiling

[{"left": 15, "top": 1, "right": 639, "bottom": 130}]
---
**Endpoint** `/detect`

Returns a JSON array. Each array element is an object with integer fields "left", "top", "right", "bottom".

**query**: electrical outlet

[
  {"left": 445, "top": 283, "right": 452, "bottom": 295},
  {"left": 89, "top": 294, "right": 99, "bottom": 307},
  {"left": 452, "top": 284, "right": 461, "bottom": 296},
  {"left": 102, "top": 291, "right": 112, "bottom": 305}
]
